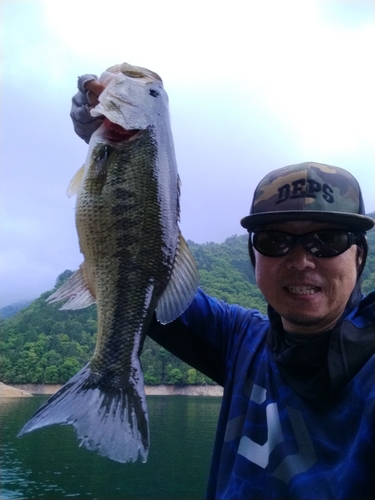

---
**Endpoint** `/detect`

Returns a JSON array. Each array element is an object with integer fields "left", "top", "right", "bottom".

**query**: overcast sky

[{"left": 1, "top": 0, "right": 374, "bottom": 307}]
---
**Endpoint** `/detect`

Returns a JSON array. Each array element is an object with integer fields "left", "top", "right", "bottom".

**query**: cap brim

[{"left": 240, "top": 211, "right": 375, "bottom": 232}]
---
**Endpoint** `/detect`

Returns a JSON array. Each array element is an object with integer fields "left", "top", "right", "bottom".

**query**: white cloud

[{"left": 1, "top": 0, "right": 374, "bottom": 307}]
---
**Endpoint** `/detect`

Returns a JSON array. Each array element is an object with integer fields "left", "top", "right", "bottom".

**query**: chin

[{"left": 282, "top": 313, "right": 325, "bottom": 329}]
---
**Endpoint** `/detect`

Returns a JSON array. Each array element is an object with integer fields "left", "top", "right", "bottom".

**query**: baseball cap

[{"left": 240, "top": 162, "right": 374, "bottom": 232}]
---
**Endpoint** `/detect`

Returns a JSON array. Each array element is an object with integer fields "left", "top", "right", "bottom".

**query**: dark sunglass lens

[
  {"left": 305, "top": 230, "right": 350, "bottom": 257},
  {"left": 253, "top": 232, "right": 292, "bottom": 256}
]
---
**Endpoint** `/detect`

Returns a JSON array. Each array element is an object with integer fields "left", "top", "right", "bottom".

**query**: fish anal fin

[
  {"left": 47, "top": 263, "right": 96, "bottom": 310},
  {"left": 156, "top": 233, "right": 199, "bottom": 324}
]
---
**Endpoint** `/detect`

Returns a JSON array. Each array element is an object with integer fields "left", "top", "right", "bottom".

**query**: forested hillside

[
  {"left": 1, "top": 225, "right": 374, "bottom": 386},
  {"left": 0, "top": 235, "right": 263, "bottom": 385}
]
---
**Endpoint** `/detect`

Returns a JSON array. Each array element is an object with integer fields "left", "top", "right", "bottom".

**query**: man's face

[{"left": 254, "top": 221, "right": 362, "bottom": 334}]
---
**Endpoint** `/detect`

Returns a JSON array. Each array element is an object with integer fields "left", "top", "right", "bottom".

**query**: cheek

[
  {"left": 342, "top": 265, "right": 358, "bottom": 291},
  {"left": 324, "top": 250, "right": 358, "bottom": 294},
  {"left": 254, "top": 256, "right": 280, "bottom": 296},
  {"left": 254, "top": 255, "right": 265, "bottom": 285},
  {"left": 342, "top": 247, "right": 359, "bottom": 278}
]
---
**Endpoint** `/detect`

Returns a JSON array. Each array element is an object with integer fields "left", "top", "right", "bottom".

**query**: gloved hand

[{"left": 70, "top": 75, "right": 105, "bottom": 143}]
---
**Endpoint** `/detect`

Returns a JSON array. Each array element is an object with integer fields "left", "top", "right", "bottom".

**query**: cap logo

[
  {"left": 276, "top": 178, "right": 334, "bottom": 205},
  {"left": 241, "top": 162, "right": 374, "bottom": 232}
]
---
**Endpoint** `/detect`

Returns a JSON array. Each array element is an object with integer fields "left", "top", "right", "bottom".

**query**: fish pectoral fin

[
  {"left": 47, "top": 263, "right": 96, "bottom": 310},
  {"left": 18, "top": 363, "right": 149, "bottom": 464},
  {"left": 156, "top": 233, "right": 199, "bottom": 324},
  {"left": 67, "top": 165, "right": 85, "bottom": 198}
]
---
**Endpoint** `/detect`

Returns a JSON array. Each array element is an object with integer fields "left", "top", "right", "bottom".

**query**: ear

[{"left": 356, "top": 246, "right": 364, "bottom": 271}]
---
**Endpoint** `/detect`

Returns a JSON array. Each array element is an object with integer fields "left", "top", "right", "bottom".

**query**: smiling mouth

[{"left": 286, "top": 286, "right": 320, "bottom": 295}]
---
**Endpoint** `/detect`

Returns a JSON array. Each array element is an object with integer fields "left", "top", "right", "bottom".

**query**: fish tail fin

[{"left": 18, "top": 364, "right": 149, "bottom": 463}]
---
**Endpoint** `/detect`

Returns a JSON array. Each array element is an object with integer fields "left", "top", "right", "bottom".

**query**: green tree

[
  {"left": 44, "top": 365, "right": 59, "bottom": 383},
  {"left": 59, "top": 357, "right": 81, "bottom": 382},
  {"left": 187, "top": 368, "right": 198, "bottom": 384},
  {"left": 166, "top": 365, "right": 184, "bottom": 385}
]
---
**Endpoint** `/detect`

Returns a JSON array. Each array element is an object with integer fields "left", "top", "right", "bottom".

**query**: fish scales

[
  {"left": 82, "top": 131, "right": 173, "bottom": 380},
  {"left": 18, "top": 62, "right": 199, "bottom": 463}
]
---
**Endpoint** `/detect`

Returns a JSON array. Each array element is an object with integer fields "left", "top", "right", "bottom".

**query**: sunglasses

[{"left": 251, "top": 229, "right": 358, "bottom": 258}]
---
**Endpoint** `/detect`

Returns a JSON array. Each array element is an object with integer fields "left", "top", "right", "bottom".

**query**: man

[{"left": 71, "top": 76, "right": 375, "bottom": 499}]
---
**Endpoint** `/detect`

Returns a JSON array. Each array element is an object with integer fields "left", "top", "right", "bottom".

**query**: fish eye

[
  {"left": 93, "top": 144, "right": 111, "bottom": 163},
  {"left": 149, "top": 89, "right": 159, "bottom": 97}
]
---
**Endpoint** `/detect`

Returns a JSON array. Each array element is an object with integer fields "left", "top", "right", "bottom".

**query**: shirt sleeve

[{"left": 147, "top": 288, "right": 255, "bottom": 386}]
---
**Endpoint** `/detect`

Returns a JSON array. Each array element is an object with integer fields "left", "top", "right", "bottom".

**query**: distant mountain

[{"left": 0, "top": 300, "right": 34, "bottom": 319}]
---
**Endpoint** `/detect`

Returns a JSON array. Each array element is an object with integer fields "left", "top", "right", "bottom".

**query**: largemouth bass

[{"left": 18, "top": 62, "right": 199, "bottom": 463}]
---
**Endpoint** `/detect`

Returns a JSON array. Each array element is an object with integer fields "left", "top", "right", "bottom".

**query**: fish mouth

[
  {"left": 285, "top": 286, "right": 320, "bottom": 296},
  {"left": 103, "top": 117, "right": 141, "bottom": 142}
]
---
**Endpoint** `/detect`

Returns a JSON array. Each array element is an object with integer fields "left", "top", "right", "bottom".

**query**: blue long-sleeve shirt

[{"left": 149, "top": 288, "right": 375, "bottom": 499}]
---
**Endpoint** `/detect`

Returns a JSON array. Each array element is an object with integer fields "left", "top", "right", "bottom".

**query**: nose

[{"left": 285, "top": 244, "right": 316, "bottom": 270}]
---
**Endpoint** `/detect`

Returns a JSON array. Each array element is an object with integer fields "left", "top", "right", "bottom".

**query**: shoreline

[
  {"left": 3, "top": 383, "right": 223, "bottom": 397},
  {"left": 0, "top": 382, "right": 33, "bottom": 398}
]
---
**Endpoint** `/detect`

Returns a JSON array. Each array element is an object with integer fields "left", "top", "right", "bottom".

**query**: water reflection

[{"left": 1, "top": 395, "right": 221, "bottom": 499}]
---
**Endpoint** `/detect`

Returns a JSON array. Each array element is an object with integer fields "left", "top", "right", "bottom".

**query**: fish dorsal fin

[
  {"left": 156, "top": 234, "right": 199, "bottom": 324},
  {"left": 47, "top": 263, "right": 96, "bottom": 310},
  {"left": 67, "top": 165, "right": 85, "bottom": 198}
]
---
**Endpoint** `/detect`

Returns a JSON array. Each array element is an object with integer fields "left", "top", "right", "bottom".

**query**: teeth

[{"left": 287, "top": 286, "right": 317, "bottom": 295}]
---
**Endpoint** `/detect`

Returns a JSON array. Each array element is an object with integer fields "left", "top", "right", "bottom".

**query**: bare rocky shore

[
  {"left": 0, "top": 382, "right": 33, "bottom": 397},
  {"left": 145, "top": 384, "right": 223, "bottom": 396},
  {"left": 4, "top": 383, "right": 223, "bottom": 397}
]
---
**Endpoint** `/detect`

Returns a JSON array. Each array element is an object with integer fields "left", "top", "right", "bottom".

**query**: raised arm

[{"left": 148, "top": 289, "right": 230, "bottom": 386}]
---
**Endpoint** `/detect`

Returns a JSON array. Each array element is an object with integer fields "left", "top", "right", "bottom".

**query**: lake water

[{"left": 1, "top": 395, "right": 221, "bottom": 499}]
